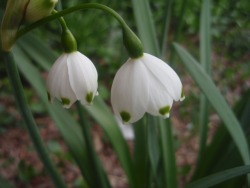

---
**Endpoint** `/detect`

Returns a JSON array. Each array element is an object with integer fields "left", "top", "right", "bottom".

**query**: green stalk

[
  {"left": 169, "top": 0, "right": 187, "bottom": 64},
  {"left": 16, "top": 3, "right": 128, "bottom": 38},
  {"left": 3, "top": 51, "right": 66, "bottom": 188},
  {"left": 133, "top": 117, "right": 149, "bottom": 188},
  {"left": 159, "top": 119, "right": 177, "bottom": 188},
  {"left": 16, "top": 3, "right": 143, "bottom": 58},
  {"left": 76, "top": 102, "right": 111, "bottom": 188},
  {"left": 197, "top": 0, "right": 211, "bottom": 166},
  {"left": 161, "top": 0, "right": 173, "bottom": 57},
  {"left": 131, "top": 0, "right": 160, "bottom": 56},
  {"left": 147, "top": 116, "right": 161, "bottom": 187}
]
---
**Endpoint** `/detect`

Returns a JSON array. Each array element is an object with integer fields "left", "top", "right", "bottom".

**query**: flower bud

[
  {"left": 25, "top": 0, "right": 58, "bottom": 23},
  {"left": 1, "top": 0, "right": 57, "bottom": 51},
  {"left": 1, "top": 0, "right": 24, "bottom": 51}
]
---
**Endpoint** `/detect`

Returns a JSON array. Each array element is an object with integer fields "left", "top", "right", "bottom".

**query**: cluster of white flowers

[{"left": 47, "top": 51, "right": 184, "bottom": 124}]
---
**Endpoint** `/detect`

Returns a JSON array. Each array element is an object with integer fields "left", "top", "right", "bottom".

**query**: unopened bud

[
  {"left": 25, "top": 0, "right": 58, "bottom": 23},
  {"left": 1, "top": 0, "right": 57, "bottom": 51}
]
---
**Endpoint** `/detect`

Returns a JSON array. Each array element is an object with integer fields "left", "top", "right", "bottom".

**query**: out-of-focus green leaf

[
  {"left": 173, "top": 43, "right": 250, "bottom": 170},
  {"left": 17, "top": 34, "right": 57, "bottom": 70},
  {"left": 200, "top": 0, "right": 211, "bottom": 73},
  {"left": 0, "top": 176, "right": 15, "bottom": 188},
  {"left": 197, "top": 0, "right": 211, "bottom": 167},
  {"left": 85, "top": 97, "right": 136, "bottom": 188},
  {"left": 192, "top": 89, "right": 250, "bottom": 187},
  {"left": 186, "top": 165, "right": 250, "bottom": 188},
  {"left": 131, "top": 0, "right": 159, "bottom": 56},
  {"left": 159, "top": 119, "right": 177, "bottom": 188},
  {"left": 133, "top": 117, "right": 149, "bottom": 188},
  {"left": 147, "top": 115, "right": 161, "bottom": 185}
]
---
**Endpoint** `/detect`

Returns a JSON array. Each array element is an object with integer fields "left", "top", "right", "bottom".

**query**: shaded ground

[{"left": 0, "top": 92, "right": 217, "bottom": 188}]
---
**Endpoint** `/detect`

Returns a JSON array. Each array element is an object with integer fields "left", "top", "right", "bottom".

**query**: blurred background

[{"left": 0, "top": 0, "right": 250, "bottom": 187}]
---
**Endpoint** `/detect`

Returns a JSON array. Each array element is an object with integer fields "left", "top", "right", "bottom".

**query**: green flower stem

[
  {"left": 3, "top": 52, "right": 67, "bottom": 188},
  {"left": 159, "top": 119, "right": 177, "bottom": 188},
  {"left": 76, "top": 102, "right": 110, "bottom": 188},
  {"left": 52, "top": 10, "right": 77, "bottom": 53},
  {"left": 52, "top": 10, "right": 67, "bottom": 31},
  {"left": 16, "top": 3, "right": 143, "bottom": 58}
]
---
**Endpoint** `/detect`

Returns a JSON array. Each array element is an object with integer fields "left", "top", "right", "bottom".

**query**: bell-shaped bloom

[
  {"left": 46, "top": 51, "right": 98, "bottom": 108},
  {"left": 111, "top": 53, "right": 184, "bottom": 124}
]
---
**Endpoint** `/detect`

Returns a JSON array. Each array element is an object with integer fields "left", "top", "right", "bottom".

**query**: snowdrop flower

[
  {"left": 46, "top": 51, "right": 98, "bottom": 108},
  {"left": 111, "top": 53, "right": 184, "bottom": 124}
]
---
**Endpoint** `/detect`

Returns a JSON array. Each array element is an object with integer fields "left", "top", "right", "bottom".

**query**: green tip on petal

[
  {"left": 180, "top": 88, "right": 185, "bottom": 101},
  {"left": 61, "top": 97, "right": 70, "bottom": 105},
  {"left": 120, "top": 111, "right": 131, "bottom": 123},
  {"left": 86, "top": 92, "right": 94, "bottom": 103},
  {"left": 159, "top": 105, "right": 170, "bottom": 117},
  {"left": 47, "top": 92, "right": 51, "bottom": 102}
]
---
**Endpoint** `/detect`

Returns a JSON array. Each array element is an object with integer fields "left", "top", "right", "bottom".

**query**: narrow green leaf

[
  {"left": 133, "top": 117, "right": 149, "bottom": 188},
  {"left": 131, "top": 0, "right": 160, "bottom": 56},
  {"left": 173, "top": 43, "right": 250, "bottom": 168},
  {"left": 200, "top": 0, "right": 211, "bottom": 73},
  {"left": 17, "top": 34, "right": 57, "bottom": 70},
  {"left": 192, "top": 89, "right": 250, "bottom": 187},
  {"left": 169, "top": 0, "right": 188, "bottom": 64},
  {"left": 186, "top": 165, "right": 250, "bottom": 188},
  {"left": 161, "top": 0, "right": 173, "bottom": 56},
  {"left": 147, "top": 115, "right": 161, "bottom": 184},
  {"left": 77, "top": 103, "right": 111, "bottom": 188},
  {"left": 197, "top": 0, "right": 212, "bottom": 166},
  {"left": 159, "top": 119, "right": 177, "bottom": 188},
  {"left": 85, "top": 97, "right": 136, "bottom": 188}
]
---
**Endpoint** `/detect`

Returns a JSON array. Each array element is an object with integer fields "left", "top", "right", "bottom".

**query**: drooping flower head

[
  {"left": 46, "top": 25, "right": 98, "bottom": 108},
  {"left": 46, "top": 51, "right": 98, "bottom": 108},
  {"left": 111, "top": 53, "right": 184, "bottom": 124}
]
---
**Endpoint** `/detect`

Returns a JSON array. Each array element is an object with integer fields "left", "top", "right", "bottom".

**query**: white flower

[
  {"left": 111, "top": 53, "right": 184, "bottom": 124},
  {"left": 46, "top": 51, "right": 98, "bottom": 108}
]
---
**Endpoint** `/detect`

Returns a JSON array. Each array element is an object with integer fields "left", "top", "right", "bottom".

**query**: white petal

[
  {"left": 46, "top": 53, "right": 76, "bottom": 108},
  {"left": 111, "top": 58, "right": 149, "bottom": 124},
  {"left": 46, "top": 54, "right": 66, "bottom": 99},
  {"left": 143, "top": 53, "right": 183, "bottom": 101},
  {"left": 146, "top": 81, "right": 173, "bottom": 118},
  {"left": 67, "top": 52, "right": 98, "bottom": 105}
]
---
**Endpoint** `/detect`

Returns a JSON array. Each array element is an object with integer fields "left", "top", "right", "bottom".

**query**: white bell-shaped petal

[
  {"left": 111, "top": 53, "right": 184, "bottom": 124},
  {"left": 111, "top": 58, "right": 149, "bottom": 124},
  {"left": 67, "top": 52, "right": 98, "bottom": 105},
  {"left": 143, "top": 53, "right": 183, "bottom": 101},
  {"left": 146, "top": 87, "right": 173, "bottom": 118},
  {"left": 46, "top": 51, "right": 98, "bottom": 108}
]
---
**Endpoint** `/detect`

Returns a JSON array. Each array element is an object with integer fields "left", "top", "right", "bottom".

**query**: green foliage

[
  {"left": 17, "top": 160, "right": 37, "bottom": 183},
  {"left": 0, "top": 176, "right": 15, "bottom": 188}
]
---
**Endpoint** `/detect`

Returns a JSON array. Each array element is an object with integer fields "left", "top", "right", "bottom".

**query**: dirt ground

[{"left": 0, "top": 92, "right": 219, "bottom": 188}]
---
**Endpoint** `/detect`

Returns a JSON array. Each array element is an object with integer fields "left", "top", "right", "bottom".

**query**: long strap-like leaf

[
  {"left": 174, "top": 42, "right": 250, "bottom": 173},
  {"left": 186, "top": 165, "right": 250, "bottom": 188}
]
